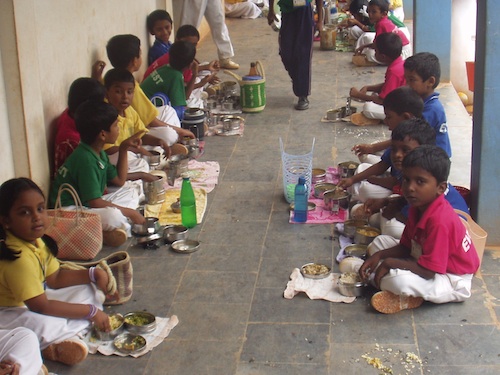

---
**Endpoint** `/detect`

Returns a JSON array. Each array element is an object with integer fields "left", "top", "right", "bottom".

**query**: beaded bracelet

[
  {"left": 88, "top": 267, "right": 97, "bottom": 283},
  {"left": 84, "top": 304, "right": 98, "bottom": 320}
]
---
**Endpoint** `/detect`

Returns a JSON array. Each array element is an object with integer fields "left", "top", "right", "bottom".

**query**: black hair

[
  {"left": 176, "top": 24, "right": 200, "bottom": 41},
  {"left": 74, "top": 100, "right": 118, "bottom": 145},
  {"left": 67, "top": 78, "right": 106, "bottom": 116},
  {"left": 404, "top": 52, "right": 441, "bottom": 88},
  {"left": 0, "top": 178, "right": 58, "bottom": 260},
  {"left": 402, "top": 145, "right": 450, "bottom": 183},
  {"left": 391, "top": 118, "right": 436, "bottom": 146},
  {"left": 375, "top": 32, "right": 403, "bottom": 60},
  {"left": 349, "top": 0, "right": 370, "bottom": 24},
  {"left": 169, "top": 41, "right": 196, "bottom": 71},
  {"left": 146, "top": 10, "right": 173, "bottom": 34},
  {"left": 383, "top": 86, "right": 424, "bottom": 117},
  {"left": 368, "top": 0, "right": 390, "bottom": 13},
  {"left": 103, "top": 68, "right": 135, "bottom": 89},
  {"left": 106, "top": 34, "right": 141, "bottom": 69}
]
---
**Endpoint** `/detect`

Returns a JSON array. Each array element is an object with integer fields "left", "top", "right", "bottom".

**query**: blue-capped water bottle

[{"left": 294, "top": 176, "right": 308, "bottom": 223}]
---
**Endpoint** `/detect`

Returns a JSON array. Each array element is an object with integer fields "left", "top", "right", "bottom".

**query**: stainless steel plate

[
  {"left": 113, "top": 333, "right": 147, "bottom": 354},
  {"left": 300, "top": 263, "right": 331, "bottom": 279}
]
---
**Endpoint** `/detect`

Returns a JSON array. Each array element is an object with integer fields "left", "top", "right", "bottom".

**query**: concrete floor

[{"left": 47, "top": 17, "right": 500, "bottom": 375}]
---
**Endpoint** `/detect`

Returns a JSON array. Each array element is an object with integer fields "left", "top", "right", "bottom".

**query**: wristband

[
  {"left": 89, "top": 267, "right": 97, "bottom": 283},
  {"left": 84, "top": 304, "right": 98, "bottom": 320}
]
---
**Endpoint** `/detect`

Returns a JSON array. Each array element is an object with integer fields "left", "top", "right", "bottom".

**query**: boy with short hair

[
  {"left": 350, "top": 32, "right": 406, "bottom": 125},
  {"left": 339, "top": 86, "right": 424, "bottom": 202},
  {"left": 53, "top": 78, "right": 106, "bottom": 176},
  {"left": 404, "top": 52, "right": 452, "bottom": 157},
  {"left": 50, "top": 101, "right": 146, "bottom": 247},
  {"left": 140, "top": 41, "right": 197, "bottom": 119},
  {"left": 352, "top": 86, "right": 424, "bottom": 164},
  {"left": 103, "top": 68, "right": 172, "bottom": 172},
  {"left": 105, "top": 34, "right": 194, "bottom": 150},
  {"left": 147, "top": 10, "right": 173, "bottom": 65},
  {"left": 359, "top": 145, "right": 480, "bottom": 314}
]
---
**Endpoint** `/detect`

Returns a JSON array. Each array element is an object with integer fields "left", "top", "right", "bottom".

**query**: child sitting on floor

[
  {"left": 353, "top": 0, "right": 411, "bottom": 66},
  {"left": 359, "top": 145, "right": 479, "bottom": 314},
  {"left": 1, "top": 178, "right": 115, "bottom": 365},
  {"left": 404, "top": 52, "right": 452, "bottom": 157},
  {"left": 350, "top": 32, "right": 406, "bottom": 125},
  {"left": 147, "top": 9, "right": 173, "bottom": 66},
  {"left": 143, "top": 25, "right": 220, "bottom": 109},
  {"left": 104, "top": 34, "right": 194, "bottom": 150},
  {"left": 50, "top": 100, "right": 146, "bottom": 246},
  {"left": 53, "top": 77, "right": 105, "bottom": 176},
  {"left": 351, "top": 118, "right": 468, "bottom": 245},
  {"left": 141, "top": 41, "right": 197, "bottom": 120},
  {"left": 352, "top": 86, "right": 423, "bottom": 164}
]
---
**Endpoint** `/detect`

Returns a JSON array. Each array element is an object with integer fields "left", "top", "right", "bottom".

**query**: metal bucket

[
  {"left": 182, "top": 107, "right": 206, "bottom": 140},
  {"left": 143, "top": 176, "right": 166, "bottom": 204},
  {"left": 166, "top": 154, "right": 189, "bottom": 186}
]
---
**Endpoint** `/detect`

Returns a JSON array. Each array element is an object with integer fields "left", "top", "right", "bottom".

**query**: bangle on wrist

[
  {"left": 89, "top": 267, "right": 97, "bottom": 283},
  {"left": 84, "top": 304, "right": 98, "bottom": 320}
]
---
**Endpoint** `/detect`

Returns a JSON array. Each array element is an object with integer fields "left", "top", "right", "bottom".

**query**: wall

[{"left": 0, "top": 0, "right": 175, "bottom": 193}]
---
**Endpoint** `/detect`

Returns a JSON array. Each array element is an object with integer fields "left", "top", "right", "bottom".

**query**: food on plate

[
  {"left": 302, "top": 263, "right": 330, "bottom": 276},
  {"left": 339, "top": 272, "right": 361, "bottom": 284},
  {"left": 109, "top": 314, "right": 123, "bottom": 330},
  {"left": 125, "top": 314, "right": 152, "bottom": 326},
  {"left": 357, "top": 228, "right": 379, "bottom": 237},
  {"left": 115, "top": 335, "right": 145, "bottom": 351}
]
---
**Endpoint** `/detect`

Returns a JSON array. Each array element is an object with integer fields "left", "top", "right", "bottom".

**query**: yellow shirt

[
  {"left": 103, "top": 106, "right": 148, "bottom": 150},
  {"left": 131, "top": 80, "right": 159, "bottom": 126},
  {"left": 0, "top": 233, "right": 60, "bottom": 307}
]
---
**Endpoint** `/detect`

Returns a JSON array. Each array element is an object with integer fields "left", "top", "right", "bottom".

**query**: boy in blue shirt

[
  {"left": 404, "top": 52, "right": 452, "bottom": 157},
  {"left": 147, "top": 10, "right": 173, "bottom": 66}
]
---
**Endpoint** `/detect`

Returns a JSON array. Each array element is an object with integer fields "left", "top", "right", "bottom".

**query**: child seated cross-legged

[
  {"left": 359, "top": 145, "right": 480, "bottom": 314},
  {"left": 350, "top": 32, "right": 406, "bottom": 125},
  {"left": 352, "top": 86, "right": 423, "bottom": 164},
  {"left": 143, "top": 25, "right": 220, "bottom": 109},
  {"left": 141, "top": 41, "right": 197, "bottom": 121},
  {"left": 104, "top": 34, "right": 194, "bottom": 150},
  {"left": 103, "top": 68, "right": 172, "bottom": 172},
  {"left": 353, "top": 0, "right": 411, "bottom": 66},
  {"left": 50, "top": 100, "right": 146, "bottom": 247},
  {"left": 351, "top": 118, "right": 468, "bottom": 244},
  {"left": 53, "top": 77, "right": 106, "bottom": 176},
  {"left": 0, "top": 178, "right": 116, "bottom": 365},
  {"left": 147, "top": 10, "right": 173, "bottom": 66}
]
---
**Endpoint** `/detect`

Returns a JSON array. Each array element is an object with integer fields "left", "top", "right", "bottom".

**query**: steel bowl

[
  {"left": 163, "top": 225, "right": 188, "bottom": 244},
  {"left": 94, "top": 313, "right": 124, "bottom": 341},
  {"left": 171, "top": 239, "right": 200, "bottom": 253},
  {"left": 344, "top": 244, "right": 368, "bottom": 259},
  {"left": 142, "top": 150, "right": 161, "bottom": 167},
  {"left": 343, "top": 219, "right": 369, "bottom": 238},
  {"left": 338, "top": 278, "right": 367, "bottom": 297},
  {"left": 123, "top": 311, "right": 157, "bottom": 334},
  {"left": 312, "top": 168, "right": 326, "bottom": 184},
  {"left": 354, "top": 226, "right": 381, "bottom": 246},
  {"left": 323, "top": 188, "right": 350, "bottom": 212},
  {"left": 313, "top": 182, "right": 337, "bottom": 199},
  {"left": 113, "top": 333, "right": 147, "bottom": 355},
  {"left": 132, "top": 217, "right": 161, "bottom": 236},
  {"left": 338, "top": 161, "right": 359, "bottom": 178}
]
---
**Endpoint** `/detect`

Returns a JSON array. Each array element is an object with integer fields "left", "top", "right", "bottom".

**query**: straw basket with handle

[{"left": 224, "top": 61, "right": 266, "bottom": 113}]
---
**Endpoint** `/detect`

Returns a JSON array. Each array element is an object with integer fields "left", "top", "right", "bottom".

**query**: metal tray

[{"left": 113, "top": 333, "right": 147, "bottom": 355}]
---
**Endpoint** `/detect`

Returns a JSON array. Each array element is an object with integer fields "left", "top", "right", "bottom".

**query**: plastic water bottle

[
  {"left": 294, "top": 176, "right": 308, "bottom": 223},
  {"left": 180, "top": 177, "right": 197, "bottom": 228}
]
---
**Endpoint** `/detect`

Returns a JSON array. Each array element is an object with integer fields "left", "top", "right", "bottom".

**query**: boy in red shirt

[
  {"left": 359, "top": 145, "right": 480, "bottom": 314},
  {"left": 350, "top": 32, "right": 406, "bottom": 125}
]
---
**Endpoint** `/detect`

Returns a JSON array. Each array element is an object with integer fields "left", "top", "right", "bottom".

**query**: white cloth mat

[
  {"left": 284, "top": 269, "right": 355, "bottom": 303},
  {"left": 83, "top": 315, "right": 178, "bottom": 358}
]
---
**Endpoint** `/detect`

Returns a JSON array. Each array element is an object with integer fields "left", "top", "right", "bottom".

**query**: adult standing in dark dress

[{"left": 268, "top": 0, "right": 322, "bottom": 110}]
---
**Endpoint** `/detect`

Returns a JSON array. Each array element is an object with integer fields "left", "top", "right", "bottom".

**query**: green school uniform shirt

[
  {"left": 140, "top": 65, "right": 187, "bottom": 107},
  {"left": 49, "top": 142, "right": 118, "bottom": 207}
]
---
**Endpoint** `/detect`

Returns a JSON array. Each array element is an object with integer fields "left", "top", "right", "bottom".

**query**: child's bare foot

[{"left": 371, "top": 291, "right": 423, "bottom": 314}]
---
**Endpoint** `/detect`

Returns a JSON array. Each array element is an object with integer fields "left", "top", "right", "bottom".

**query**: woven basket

[{"left": 280, "top": 138, "right": 315, "bottom": 203}]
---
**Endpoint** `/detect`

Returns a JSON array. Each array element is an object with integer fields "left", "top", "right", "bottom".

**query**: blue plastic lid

[
  {"left": 298, "top": 176, "right": 306, "bottom": 184},
  {"left": 243, "top": 75, "right": 262, "bottom": 81}
]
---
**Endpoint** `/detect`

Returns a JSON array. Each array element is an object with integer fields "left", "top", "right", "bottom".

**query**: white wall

[
  {"left": 451, "top": 0, "right": 476, "bottom": 104},
  {"left": 0, "top": 0, "right": 175, "bottom": 193}
]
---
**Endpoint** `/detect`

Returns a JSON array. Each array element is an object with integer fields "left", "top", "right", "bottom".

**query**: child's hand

[
  {"left": 175, "top": 127, "right": 195, "bottom": 139},
  {"left": 141, "top": 173, "right": 161, "bottom": 183},
  {"left": 364, "top": 198, "right": 386, "bottom": 215},
  {"left": 159, "top": 140, "right": 171, "bottom": 159},
  {"left": 352, "top": 143, "right": 372, "bottom": 155},
  {"left": 94, "top": 268, "right": 111, "bottom": 295},
  {"left": 0, "top": 360, "right": 19, "bottom": 375},
  {"left": 91, "top": 310, "right": 111, "bottom": 332},
  {"left": 126, "top": 208, "right": 146, "bottom": 225},
  {"left": 120, "top": 130, "right": 145, "bottom": 151},
  {"left": 349, "top": 87, "right": 360, "bottom": 97},
  {"left": 337, "top": 178, "right": 354, "bottom": 189},
  {"left": 207, "top": 60, "right": 220, "bottom": 72},
  {"left": 91, "top": 60, "right": 106, "bottom": 81}
]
